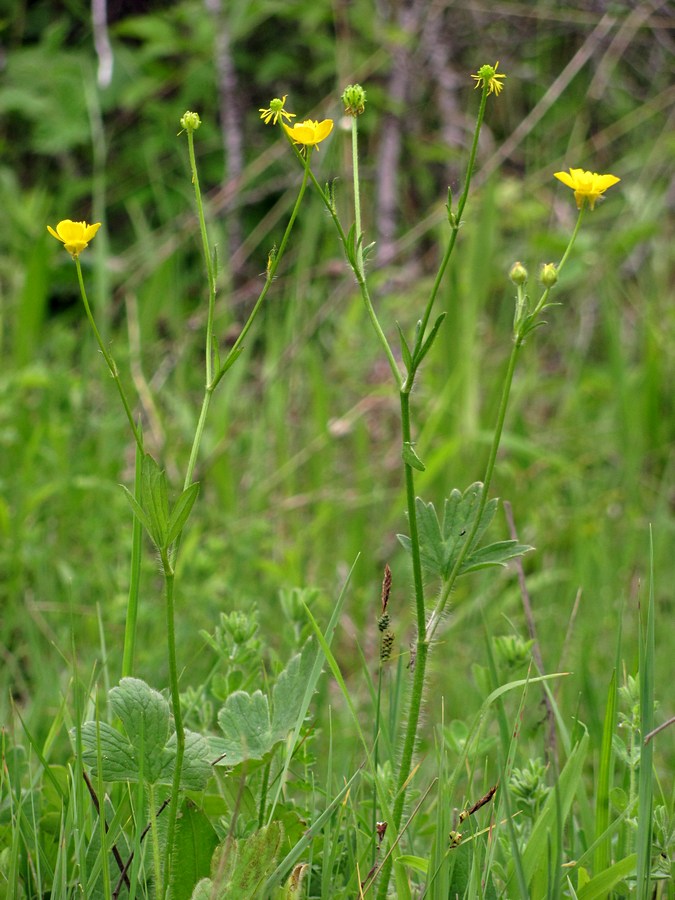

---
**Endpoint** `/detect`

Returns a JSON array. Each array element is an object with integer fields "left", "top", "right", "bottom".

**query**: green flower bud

[
  {"left": 341, "top": 84, "right": 367, "bottom": 116},
  {"left": 540, "top": 262, "right": 558, "bottom": 287},
  {"left": 494, "top": 634, "right": 534, "bottom": 670},
  {"left": 222, "top": 610, "right": 258, "bottom": 644},
  {"left": 180, "top": 110, "right": 201, "bottom": 133},
  {"left": 509, "top": 261, "right": 528, "bottom": 285}
]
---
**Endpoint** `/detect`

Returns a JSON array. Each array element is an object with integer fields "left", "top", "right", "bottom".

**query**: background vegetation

[{"left": 1, "top": 0, "right": 673, "bottom": 896}]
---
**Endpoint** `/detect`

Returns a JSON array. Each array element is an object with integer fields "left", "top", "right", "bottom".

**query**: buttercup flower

[
  {"left": 471, "top": 61, "right": 506, "bottom": 96},
  {"left": 282, "top": 119, "right": 334, "bottom": 149},
  {"left": 553, "top": 168, "right": 620, "bottom": 210},
  {"left": 47, "top": 220, "right": 101, "bottom": 258},
  {"left": 259, "top": 96, "right": 295, "bottom": 126}
]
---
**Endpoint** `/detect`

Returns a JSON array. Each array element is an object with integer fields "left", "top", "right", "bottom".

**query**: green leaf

[
  {"left": 397, "top": 483, "right": 532, "bottom": 582},
  {"left": 121, "top": 485, "right": 155, "bottom": 542},
  {"left": 194, "top": 823, "right": 284, "bottom": 899},
  {"left": 402, "top": 441, "right": 425, "bottom": 472},
  {"left": 169, "top": 800, "right": 219, "bottom": 900},
  {"left": 413, "top": 312, "right": 446, "bottom": 369},
  {"left": 459, "top": 539, "right": 533, "bottom": 573},
  {"left": 80, "top": 678, "right": 211, "bottom": 790},
  {"left": 271, "top": 641, "right": 315, "bottom": 736},
  {"left": 166, "top": 481, "right": 200, "bottom": 546},
  {"left": 576, "top": 854, "right": 636, "bottom": 899},
  {"left": 141, "top": 453, "right": 169, "bottom": 548},
  {"left": 214, "top": 690, "right": 272, "bottom": 765},
  {"left": 446, "top": 841, "right": 498, "bottom": 899},
  {"left": 214, "top": 643, "right": 316, "bottom": 767},
  {"left": 190, "top": 880, "right": 213, "bottom": 900},
  {"left": 395, "top": 322, "right": 413, "bottom": 373}
]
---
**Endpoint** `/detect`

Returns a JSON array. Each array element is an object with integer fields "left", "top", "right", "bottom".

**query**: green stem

[
  {"left": 426, "top": 330, "right": 520, "bottom": 644},
  {"left": 374, "top": 394, "right": 428, "bottom": 897},
  {"left": 121, "top": 434, "right": 143, "bottom": 678},
  {"left": 148, "top": 783, "right": 163, "bottom": 900},
  {"left": 183, "top": 386, "right": 213, "bottom": 491},
  {"left": 304, "top": 163, "right": 402, "bottom": 387},
  {"left": 186, "top": 129, "right": 216, "bottom": 387},
  {"left": 400, "top": 393, "right": 426, "bottom": 640},
  {"left": 75, "top": 258, "right": 142, "bottom": 452},
  {"left": 426, "top": 204, "right": 587, "bottom": 643},
  {"left": 376, "top": 83, "right": 491, "bottom": 900},
  {"left": 413, "top": 83, "right": 489, "bottom": 363},
  {"left": 351, "top": 116, "right": 364, "bottom": 274},
  {"left": 556, "top": 205, "right": 585, "bottom": 275},
  {"left": 161, "top": 562, "right": 184, "bottom": 896},
  {"left": 215, "top": 148, "right": 313, "bottom": 386}
]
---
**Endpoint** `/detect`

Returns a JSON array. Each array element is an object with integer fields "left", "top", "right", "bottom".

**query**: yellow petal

[
  {"left": 554, "top": 171, "right": 576, "bottom": 189},
  {"left": 84, "top": 223, "right": 102, "bottom": 241},
  {"left": 57, "top": 220, "right": 85, "bottom": 242},
  {"left": 596, "top": 174, "right": 620, "bottom": 190},
  {"left": 314, "top": 119, "right": 334, "bottom": 142}
]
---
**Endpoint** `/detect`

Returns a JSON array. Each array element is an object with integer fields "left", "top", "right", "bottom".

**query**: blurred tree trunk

[
  {"left": 205, "top": 0, "right": 244, "bottom": 284},
  {"left": 376, "top": 0, "right": 421, "bottom": 267}
]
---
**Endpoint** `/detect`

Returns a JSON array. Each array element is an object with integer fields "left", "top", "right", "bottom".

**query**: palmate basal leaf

[
  {"left": 397, "top": 483, "right": 532, "bottom": 581},
  {"left": 79, "top": 677, "right": 211, "bottom": 789},
  {"left": 213, "top": 641, "right": 316, "bottom": 767}
]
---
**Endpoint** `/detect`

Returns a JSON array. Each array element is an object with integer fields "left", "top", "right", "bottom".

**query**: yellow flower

[
  {"left": 553, "top": 168, "right": 620, "bottom": 210},
  {"left": 282, "top": 119, "right": 334, "bottom": 149},
  {"left": 259, "top": 95, "right": 295, "bottom": 126},
  {"left": 471, "top": 61, "right": 506, "bottom": 96},
  {"left": 47, "top": 220, "right": 101, "bottom": 258}
]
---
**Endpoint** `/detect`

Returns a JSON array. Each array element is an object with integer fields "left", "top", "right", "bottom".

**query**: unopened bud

[
  {"left": 180, "top": 110, "right": 201, "bottom": 133},
  {"left": 540, "top": 262, "right": 558, "bottom": 287},
  {"left": 509, "top": 261, "right": 528, "bottom": 285},
  {"left": 341, "top": 84, "right": 367, "bottom": 116}
]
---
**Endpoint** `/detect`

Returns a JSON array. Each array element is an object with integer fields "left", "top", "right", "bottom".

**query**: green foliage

[
  {"left": 80, "top": 678, "right": 211, "bottom": 789},
  {"left": 122, "top": 454, "right": 200, "bottom": 553},
  {"left": 191, "top": 822, "right": 283, "bottom": 900},
  {"left": 397, "top": 483, "right": 532, "bottom": 581},
  {"left": 169, "top": 800, "right": 220, "bottom": 900},
  {"left": 212, "top": 641, "right": 316, "bottom": 766}
]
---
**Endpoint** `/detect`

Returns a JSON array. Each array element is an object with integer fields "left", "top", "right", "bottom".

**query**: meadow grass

[{"left": 2, "top": 2, "right": 674, "bottom": 897}]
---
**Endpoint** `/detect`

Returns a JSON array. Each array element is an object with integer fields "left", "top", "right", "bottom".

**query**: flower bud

[
  {"left": 180, "top": 110, "right": 201, "bottom": 133},
  {"left": 341, "top": 84, "right": 367, "bottom": 116},
  {"left": 540, "top": 263, "right": 558, "bottom": 287},
  {"left": 509, "top": 261, "right": 528, "bottom": 285}
]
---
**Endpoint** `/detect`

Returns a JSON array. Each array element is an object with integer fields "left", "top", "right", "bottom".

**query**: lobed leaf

[{"left": 80, "top": 678, "right": 211, "bottom": 790}]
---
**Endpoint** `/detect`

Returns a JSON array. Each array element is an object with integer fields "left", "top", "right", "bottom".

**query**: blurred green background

[{"left": 1, "top": 0, "right": 673, "bottom": 765}]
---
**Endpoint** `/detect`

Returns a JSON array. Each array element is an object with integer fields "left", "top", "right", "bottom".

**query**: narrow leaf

[
  {"left": 121, "top": 485, "right": 155, "bottom": 542},
  {"left": 395, "top": 322, "right": 413, "bottom": 372},
  {"left": 141, "top": 453, "right": 169, "bottom": 547},
  {"left": 166, "top": 482, "right": 200, "bottom": 546},
  {"left": 414, "top": 312, "right": 447, "bottom": 368},
  {"left": 402, "top": 441, "right": 425, "bottom": 471}
]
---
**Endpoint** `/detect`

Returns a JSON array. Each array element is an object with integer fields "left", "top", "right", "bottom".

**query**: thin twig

[
  {"left": 644, "top": 715, "right": 675, "bottom": 746},
  {"left": 503, "top": 501, "right": 557, "bottom": 765}
]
